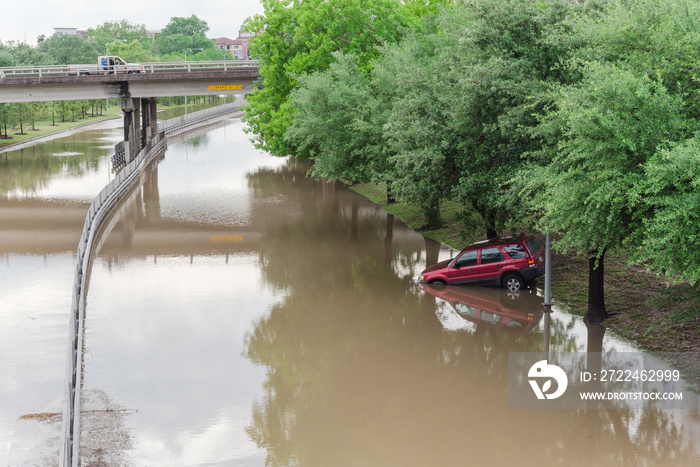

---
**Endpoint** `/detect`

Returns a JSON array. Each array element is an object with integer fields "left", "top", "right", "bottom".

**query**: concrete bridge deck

[{"left": 0, "top": 65, "right": 260, "bottom": 103}]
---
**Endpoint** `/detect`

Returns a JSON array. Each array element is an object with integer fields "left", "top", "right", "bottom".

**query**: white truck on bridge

[{"left": 69, "top": 55, "right": 144, "bottom": 76}]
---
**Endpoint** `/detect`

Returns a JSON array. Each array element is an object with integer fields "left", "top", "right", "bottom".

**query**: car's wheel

[
  {"left": 429, "top": 279, "right": 447, "bottom": 285},
  {"left": 502, "top": 273, "right": 524, "bottom": 293}
]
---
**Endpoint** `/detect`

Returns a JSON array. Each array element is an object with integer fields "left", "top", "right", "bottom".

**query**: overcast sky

[{"left": 1, "top": 0, "right": 265, "bottom": 46}]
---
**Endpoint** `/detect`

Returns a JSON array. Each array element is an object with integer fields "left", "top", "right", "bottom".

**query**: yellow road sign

[
  {"left": 209, "top": 85, "right": 243, "bottom": 90},
  {"left": 210, "top": 234, "right": 244, "bottom": 243}
]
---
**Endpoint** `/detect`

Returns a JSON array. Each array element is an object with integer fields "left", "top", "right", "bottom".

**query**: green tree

[
  {"left": 376, "top": 32, "right": 459, "bottom": 229},
  {"left": 518, "top": 63, "right": 691, "bottom": 323},
  {"left": 242, "top": 0, "right": 411, "bottom": 156},
  {"left": 39, "top": 34, "right": 98, "bottom": 64},
  {"left": 11, "top": 102, "right": 32, "bottom": 134},
  {"left": 632, "top": 139, "right": 700, "bottom": 284},
  {"left": 30, "top": 102, "right": 47, "bottom": 130},
  {"left": 107, "top": 40, "right": 156, "bottom": 62},
  {"left": 571, "top": 0, "right": 700, "bottom": 119},
  {"left": 0, "top": 104, "right": 14, "bottom": 138},
  {"left": 287, "top": 53, "right": 379, "bottom": 184},
  {"left": 154, "top": 15, "right": 214, "bottom": 55},
  {"left": 87, "top": 20, "right": 150, "bottom": 55},
  {"left": 510, "top": 0, "right": 700, "bottom": 322},
  {"left": 0, "top": 49, "right": 16, "bottom": 67},
  {"left": 55, "top": 101, "right": 71, "bottom": 123},
  {"left": 436, "top": 0, "right": 577, "bottom": 237},
  {"left": 2, "top": 41, "right": 53, "bottom": 66}
]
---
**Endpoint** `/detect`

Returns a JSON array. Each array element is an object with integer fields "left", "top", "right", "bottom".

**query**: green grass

[
  {"left": 350, "top": 182, "right": 483, "bottom": 247},
  {"left": 0, "top": 114, "right": 111, "bottom": 149}
]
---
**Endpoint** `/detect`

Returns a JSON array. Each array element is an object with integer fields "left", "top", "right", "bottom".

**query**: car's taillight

[{"left": 528, "top": 258, "right": 534, "bottom": 266}]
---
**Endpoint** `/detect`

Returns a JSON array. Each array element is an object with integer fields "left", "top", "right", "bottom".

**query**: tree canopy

[
  {"left": 249, "top": 0, "right": 700, "bottom": 321},
  {"left": 241, "top": 0, "right": 415, "bottom": 156},
  {"left": 154, "top": 15, "right": 215, "bottom": 55}
]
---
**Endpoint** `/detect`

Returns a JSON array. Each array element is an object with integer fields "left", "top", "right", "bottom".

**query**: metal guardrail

[
  {"left": 0, "top": 60, "right": 259, "bottom": 77},
  {"left": 159, "top": 100, "right": 245, "bottom": 134},
  {"left": 59, "top": 102, "right": 243, "bottom": 467}
]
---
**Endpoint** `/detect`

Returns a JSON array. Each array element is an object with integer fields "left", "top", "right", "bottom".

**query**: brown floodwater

[{"left": 2, "top": 116, "right": 700, "bottom": 466}]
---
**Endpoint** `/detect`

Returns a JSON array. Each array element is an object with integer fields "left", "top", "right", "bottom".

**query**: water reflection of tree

[
  {"left": 1, "top": 135, "right": 108, "bottom": 194},
  {"left": 242, "top": 159, "right": 700, "bottom": 466}
]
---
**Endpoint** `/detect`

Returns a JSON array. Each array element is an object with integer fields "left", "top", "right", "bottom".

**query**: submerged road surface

[{"left": 2, "top": 114, "right": 700, "bottom": 466}]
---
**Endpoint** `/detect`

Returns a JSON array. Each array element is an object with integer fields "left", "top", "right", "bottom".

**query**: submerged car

[{"left": 419, "top": 236, "right": 545, "bottom": 291}]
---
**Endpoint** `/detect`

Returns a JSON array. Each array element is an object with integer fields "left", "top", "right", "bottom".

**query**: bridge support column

[
  {"left": 141, "top": 98, "right": 158, "bottom": 148},
  {"left": 121, "top": 98, "right": 142, "bottom": 162}
]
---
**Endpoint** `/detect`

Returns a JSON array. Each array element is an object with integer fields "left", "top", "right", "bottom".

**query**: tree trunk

[
  {"left": 386, "top": 186, "right": 396, "bottom": 204},
  {"left": 585, "top": 248, "right": 608, "bottom": 323},
  {"left": 485, "top": 212, "right": 498, "bottom": 239},
  {"left": 420, "top": 201, "right": 442, "bottom": 231}
]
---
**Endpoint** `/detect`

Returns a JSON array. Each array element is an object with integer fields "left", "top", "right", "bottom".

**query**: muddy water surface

[
  {"left": 2, "top": 116, "right": 700, "bottom": 466},
  {"left": 0, "top": 122, "right": 124, "bottom": 465},
  {"left": 80, "top": 119, "right": 700, "bottom": 466}
]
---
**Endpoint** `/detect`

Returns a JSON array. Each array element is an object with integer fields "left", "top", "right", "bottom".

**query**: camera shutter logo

[{"left": 528, "top": 360, "right": 568, "bottom": 400}]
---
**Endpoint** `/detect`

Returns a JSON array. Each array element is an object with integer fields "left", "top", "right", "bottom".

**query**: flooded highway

[{"left": 2, "top": 114, "right": 700, "bottom": 466}]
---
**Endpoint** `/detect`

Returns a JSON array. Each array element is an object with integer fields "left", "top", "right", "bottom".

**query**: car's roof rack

[{"left": 460, "top": 235, "right": 529, "bottom": 251}]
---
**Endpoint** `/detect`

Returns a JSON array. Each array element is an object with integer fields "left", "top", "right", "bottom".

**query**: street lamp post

[
  {"left": 105, "top": 39, "right": 126, "bottom": 117},
  {"left": 184, "top": 48, "right": 203, "bottom": 115}
]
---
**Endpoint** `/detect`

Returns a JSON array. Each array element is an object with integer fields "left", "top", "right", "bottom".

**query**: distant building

[
  {"left": 53, "top": 27, "right": 78, "bottom": 36},
  {"left": 53, "top": 28, "right": 88, "bottom": 39},
  {"left": 147, "top": 30, "right": 160, "bottom": 39},
  {"left": 215, "top": 31, "right": 254, "bottom": 59}
]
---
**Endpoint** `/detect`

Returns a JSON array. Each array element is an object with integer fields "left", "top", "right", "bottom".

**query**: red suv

[{"left": 419, "top": 236, "right": 545, "bottom": 291}]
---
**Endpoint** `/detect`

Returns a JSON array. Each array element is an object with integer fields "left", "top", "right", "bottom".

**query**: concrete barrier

[{"left": 59, "top": 102, "right": 243, "bottom": 467}]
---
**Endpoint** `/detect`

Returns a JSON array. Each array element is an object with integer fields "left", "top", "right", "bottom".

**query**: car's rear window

[
  {"left": 480, "top": 247, "right": 504, "bottom": 264},
  {"left": 525, "top": 237, "right": 541, "bottom": 255},
  {"left": 502, "top": 244, "right": 528, "bottom": 259}
]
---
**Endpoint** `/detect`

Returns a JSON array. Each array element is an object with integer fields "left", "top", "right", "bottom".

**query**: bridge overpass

[
  {"left": 0, "top": 61, "right": 260, "bottom": 103},
  {"left": 0, "top": 61, "right": 260, "bottom": 169}
]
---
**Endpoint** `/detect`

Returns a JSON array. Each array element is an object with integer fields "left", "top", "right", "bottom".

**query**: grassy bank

[
  {"left": 0, "top": 114, "right": 110, "bottom": 150},
  {"left": 351, "top": 182, "right": 700, "bottom": 352}
]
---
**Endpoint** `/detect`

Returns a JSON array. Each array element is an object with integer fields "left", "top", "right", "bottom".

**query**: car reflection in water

[{"left": 421, "top": 283, "right": 544, "bottom": 335}]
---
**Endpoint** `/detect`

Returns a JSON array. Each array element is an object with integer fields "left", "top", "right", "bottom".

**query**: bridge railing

[
  {"left": 0, "top": 64, "right": 73, "bottom": 77},
  {"left": 142, "top": 60, "right": 258, "bottom": 74},
  {"left": 159, "top": 100, "right": 245, "bottom": 134},
  {"left": 0, "top": 60, "right": 259, "bottom": 77}
]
